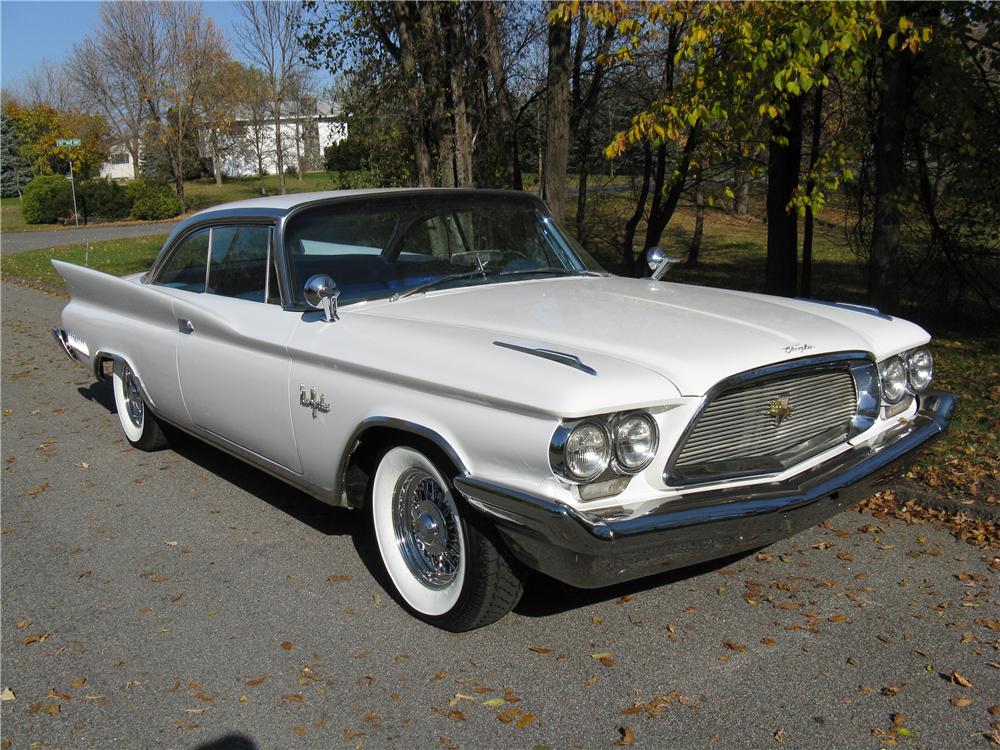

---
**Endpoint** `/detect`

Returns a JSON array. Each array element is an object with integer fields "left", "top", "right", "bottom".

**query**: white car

[{"left": 53, "top": 189, "right": 955, "bottom": 630}]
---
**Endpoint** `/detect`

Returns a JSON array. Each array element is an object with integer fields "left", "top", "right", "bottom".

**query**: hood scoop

[{"left": 494, "top": 341, "right": 597, "bottom": 376}]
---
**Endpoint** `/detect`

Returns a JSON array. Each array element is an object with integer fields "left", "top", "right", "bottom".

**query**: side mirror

[
  {"left": 645, "top": 246, "right": 678, "bottom": 281},
  {"left": 304, "top": 274, "right": 340, "bottom": 322}
]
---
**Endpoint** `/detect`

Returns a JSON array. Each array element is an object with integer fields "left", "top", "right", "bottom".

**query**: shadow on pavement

[
  {"left": 77, "top": 379, "right": 115, "bottom": 412},
  {"left": 514, "top": 549, "right": 759, "bottom": 618},
  {"left": 194, "top": 734, "right": 258, "bottom": 750}
]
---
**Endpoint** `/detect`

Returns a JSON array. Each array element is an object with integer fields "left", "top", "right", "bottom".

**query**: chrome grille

[{"left": 668, "top": 366, "right": 858, "bottom": 484}]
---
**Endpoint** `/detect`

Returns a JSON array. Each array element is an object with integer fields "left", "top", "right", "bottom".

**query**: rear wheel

[
  {"left": 111, "top": 360, "right": 170, "bottom": 451},
  {"left": 370, "top": 445, "right": 522, "bottom": 630}
]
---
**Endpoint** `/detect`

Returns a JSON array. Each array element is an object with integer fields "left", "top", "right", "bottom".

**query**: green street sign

[{"left": 56, "top": 138, "right": 81, "bottom": 147}]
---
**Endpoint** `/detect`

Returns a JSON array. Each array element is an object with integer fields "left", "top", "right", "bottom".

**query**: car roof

[{"left": 187, "top": 187, "right": 536, "bottom": 219}]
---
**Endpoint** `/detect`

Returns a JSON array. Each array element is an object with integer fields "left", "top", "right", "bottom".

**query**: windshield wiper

[
  {"left": 391, "top": 270, "right": 490, "bottom": 301},
  {"left": 497, "top": 267, "right": 605, "bottom": 278}
]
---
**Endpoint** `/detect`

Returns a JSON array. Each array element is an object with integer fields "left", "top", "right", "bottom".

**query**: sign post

[{"left": 56, "top": 138, "right": 82, "bottom": 227}]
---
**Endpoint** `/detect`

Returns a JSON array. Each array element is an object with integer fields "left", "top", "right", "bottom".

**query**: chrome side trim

[
  {"left": 457, "top": 390, "right": 955, "bottom": 589},
  {"left": 493, "top": 341, "right": 597, "bottom": 376}
]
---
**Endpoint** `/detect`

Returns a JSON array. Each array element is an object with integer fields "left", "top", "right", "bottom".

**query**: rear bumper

[
  {"left": 52, "top": 328, "right": 80, "bottom": 364},
  {"left": 455, "top": 391, "right": 956, "bottom": 589}
]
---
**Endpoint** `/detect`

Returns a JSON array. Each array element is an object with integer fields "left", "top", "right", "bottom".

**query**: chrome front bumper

[{"left": 456, "top": 391, "right": 956, "bottom": 589}]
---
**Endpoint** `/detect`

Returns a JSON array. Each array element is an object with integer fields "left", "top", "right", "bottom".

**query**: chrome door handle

[{"left": 178, "top": 318, "right": 194, "bottom": 334}]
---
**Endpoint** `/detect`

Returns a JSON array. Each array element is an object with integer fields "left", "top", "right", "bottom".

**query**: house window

[{"left": 110, "top": 152, "right": 131, "bottom": 165}]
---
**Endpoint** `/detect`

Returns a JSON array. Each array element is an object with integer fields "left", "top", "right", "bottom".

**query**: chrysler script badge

[
  {"left": 299, "top": 385, "right": 331, "bottom": 418},
  {"left": 768, "top": 395, "right": 794, "bottom": 426}
]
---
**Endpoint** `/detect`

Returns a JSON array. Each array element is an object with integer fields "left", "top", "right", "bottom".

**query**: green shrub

[
  {"left": 21, "top": 174, "right": 72, "bottom": 224},
  {"left": 79, "top": 178, "right": 132, "bottom": 221},
  {"left": 128, "top": 180, "right": 182, "bottom": 220}
]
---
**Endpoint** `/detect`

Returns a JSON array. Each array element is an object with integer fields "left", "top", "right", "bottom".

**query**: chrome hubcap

[
  {"left": 392, "top": 468, "right": 460, "bottom": 589},
  {"left": 121, "top": 364, "right": 144, "bottom": 429}
]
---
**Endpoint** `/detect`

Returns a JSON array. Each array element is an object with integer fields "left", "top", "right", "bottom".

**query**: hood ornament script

[{"left": 768, "top": 394, "right": 794, "bottom": 427}]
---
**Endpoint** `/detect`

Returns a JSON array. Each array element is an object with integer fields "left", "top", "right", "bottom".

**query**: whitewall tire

[
  {"left": 370, "top": 444, "right": 523, "bottom": 630},
  {"left": 111, "top": 360, "right": 170, "bottom": 451}
]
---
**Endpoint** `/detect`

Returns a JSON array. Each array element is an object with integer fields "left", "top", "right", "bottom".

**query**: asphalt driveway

[
  {"left": 1, "top": 280, "right": 997, "bottom": 749},
  {"left": 1, "top": 222, "right": 178, "bottom": 255}
]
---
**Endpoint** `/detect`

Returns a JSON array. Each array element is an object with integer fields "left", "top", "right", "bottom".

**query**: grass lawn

[
  {"left": 1, "top": 197, "right": 32, "bottom": 233},
  {"left": 1, "top": 235, "right": 166, "bottom": 288}
]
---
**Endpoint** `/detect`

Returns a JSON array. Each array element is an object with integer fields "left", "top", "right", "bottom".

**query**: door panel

[{"left": 172, "top": 293, "right": 302, "bottom": 473}]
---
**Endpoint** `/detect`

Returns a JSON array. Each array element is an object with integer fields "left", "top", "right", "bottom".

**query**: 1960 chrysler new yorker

[{"left": 53, "top": 189, "right": 955, "bottom": 630}]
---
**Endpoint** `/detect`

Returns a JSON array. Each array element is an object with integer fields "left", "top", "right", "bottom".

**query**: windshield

[{"left": 283, "top": 193, "right": 605, "bottom": 307}]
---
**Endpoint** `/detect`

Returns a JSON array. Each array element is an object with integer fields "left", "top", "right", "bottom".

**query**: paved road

[
  {"left": 1, "top": 281, "right": 997, "bottom": 749},
  {"left": 1, "top": 222, "right": 178, "bottom": 255}
]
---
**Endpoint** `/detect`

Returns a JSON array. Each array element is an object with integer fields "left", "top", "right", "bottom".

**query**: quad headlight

[
  {"left": 879, "top": 356, "right": 908, "bottom": 404},
  {"left": 613, "top": 413, "right": 658, "bottom": 472},
  {"left": 907, "top": 347, "right": 934, "bottom": 392},
  {"left": 564, "top": 422, "right": 611, "bottom": 481},
  {"left": 552, "top": 411, "right": 660, "bottom": 483},
  {"left": 878, "top": 347, "right": 934, "bottom": 407}
]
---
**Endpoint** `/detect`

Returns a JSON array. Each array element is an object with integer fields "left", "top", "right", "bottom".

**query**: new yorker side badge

[{"left": 299, "top": 385, "right": 331, "bottom": 418}]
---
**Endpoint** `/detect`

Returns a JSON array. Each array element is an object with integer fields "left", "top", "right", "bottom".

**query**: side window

[
  {"left": 153, "top": 229, "right": 210, "bottom": 292},
  {"left": 207, "top": 225, "right": 271, "bottom": 302}
]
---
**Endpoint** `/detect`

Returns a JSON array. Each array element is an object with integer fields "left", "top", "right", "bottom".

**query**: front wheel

[
  {"left": 111, "top": 360, "right": 170, "bottom": 451},
  {"left": 370, "top": 445, "right": 522, "bottom": 630}
]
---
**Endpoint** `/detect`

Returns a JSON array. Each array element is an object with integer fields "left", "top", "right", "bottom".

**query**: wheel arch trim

[
  {"left": 93, "top": 350, "right": 158, "bottom": 409},
  {"left": 337, "top": 417, "right": 470, "bottom": 507}
]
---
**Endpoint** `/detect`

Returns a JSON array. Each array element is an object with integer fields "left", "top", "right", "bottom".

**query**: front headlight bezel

[
  {"left": 611, "top": 412, "right": 659, "bottom": 473},
  {"left": 877, "top": 346, "right": 934, "bottom": 408},
  {"left": 550, "top": 410, "right": 660, "bottom": 484}
]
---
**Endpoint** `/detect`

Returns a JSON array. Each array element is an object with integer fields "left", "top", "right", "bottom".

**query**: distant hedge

[
  {"left": 22, "top": 175, "right": 72, "bottom": 224},
  {"left": 79, "top": 178, "right": 132, "bottom": 221},
  {"left": 128, "top": 180, "right": 182, "bottom": 220}
]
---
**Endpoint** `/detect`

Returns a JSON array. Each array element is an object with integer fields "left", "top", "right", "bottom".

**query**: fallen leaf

[
  {"left": 433, "top": 671, "right": 447, "bottom": 681},
  {"left": 47, "top": 689, "right": 72, "bottom": 701},
  {"left": 828, "top": 615, "right": 848, "bottom": 623},
  {"left": 482, "top": 697, "right": 506, "bottom": 708},
  {"left": 516, "top": 712, "right": 535, "bottom": 728},
  {"left": 24, "top": 482, "right": 48, "bottom": 496},
  {"left": 761, "top": 637, "right": 775, "bottom": 646},
  {"left": 529, "top": 646, "right": 552, "bottom": 654},
  {"left": 950, "top": 697, "right": 973, "bottom": 707},
  {"left": 77, "top": 571, "right": 91, "bottom": 581},
  {"left": 26, "top": 703, "right": 41, "bottom": 715},
  {"left": 882, "top": 683, "right": 905, "bottom": 696},
  {"left": 280, "top": 641, "right": 293, "bottom": 650},
  {"left": 0, "top": 688, "right": 14, "bottom": 701},
  {"left": 20, "top": 633, "right": 48, "bottom": 647},
  {"left": 195, "top": 692, "right": 215, "bottom": 702},
  {"left": 326, "top": 575, "right": 351, "bottom": 582},
  {"left": 497, "top": 707, "right": 522, "bottom": 724},
  {"left": 43, "top": 704, "right": 60, "bottom": 715},
  {"left": 301, "top": 667, "right": 319, "bottom": 681},
  {"left": 15, "top": 620, "right": 30, "bottom": 630},
  {"left": 584, "top": 676, "right": 598, "bottom": 686},
  {"left": 169, "top": 593, "right": 183, "bottom": 603},
  {"left": 592, "top": 651, "right": 614, "bottom": 667},
  {"left": 951, "top": 671, "right": 973, "bottom": 688},
  {"left": 724, "top": 640, "right": 747, "bottom": 653},
  {"left": 292, "top": 727, "right": 306, "bottom": 735},
  {"left": 989, "top": 705, "right": 1000, "bottom": 716},
  {"left": 74, "top": 462, "right": 90, "bottom": 469},
  {"left": 69, "top": 677, "right": 86, "bottom": 689},
  {"left": 614, "top": 725, "right": 636, "bottom": 747},
  {"left": 282, "top": 694, "right": 303, "bottom": 703},
  {"left": 836, "top": 552, "right": 854, "bottom": 561}
]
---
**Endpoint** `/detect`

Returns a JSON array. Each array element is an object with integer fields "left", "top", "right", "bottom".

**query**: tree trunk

[
  {"left": 482, "top": 3, "right": 522, "bottom": 190},
  {"left": 542, "top": 8, "right": 571, "bottom": 222},
  {"left": 130, "top": 139, "right": 141, "bottom": 180},
  {"left": 765, "top": 96, "right": 803, "bottom": 297},
  {"left": 868, "top": 36, "right": 913, "bottom": 312},
  {"left": 210, "top": 129, "right": 223, "bottom": 186},
  {"left": 576, "top": 145, "right": 589, "bottom": 246},
  {"left": 622, "top": 142, "right": 653, "bottom": 276},
  {"left": 392, "top": 3, "right": 433, "bottom": 187},
  {"left": 274, "top": 98, "right": 286, "bottom": 194},
  {"left": 643, "top": 124, "right": 701, "bottom": 251},
  {"left": 294, "top": 113, "right": 303, "bottom": 181},
  {"left": 801, "top": 86, "right": 824, "bottom": 298},
  {"left": 733, "top": 160, "right": 750, "bottom": 216},
  {"left": 687, "top": 171, "right": 705, "bottom": 267},
  {"left": 443, "top": 4, "right": 473, "bottom": 187}
]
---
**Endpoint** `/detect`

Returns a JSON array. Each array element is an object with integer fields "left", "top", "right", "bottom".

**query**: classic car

[{"left": 52, "top": 188, "right": 955, "bottom": 630}]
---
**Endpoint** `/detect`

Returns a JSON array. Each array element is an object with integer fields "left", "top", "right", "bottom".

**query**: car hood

[{"left": 353, "top": 275, "right": 930, "bottom": 396}]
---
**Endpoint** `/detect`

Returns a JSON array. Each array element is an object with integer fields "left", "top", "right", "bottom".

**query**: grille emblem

[{"left": 768, "top": 395, "right": 794, "bottom": 426}]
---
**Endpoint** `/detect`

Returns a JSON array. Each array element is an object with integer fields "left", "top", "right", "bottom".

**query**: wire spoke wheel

[
  {"left": 392, "top": 468, "right": 462, "bottom": 589},
  {"left": 121, "top": 363, "right": 144, "bottom": 429}
]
